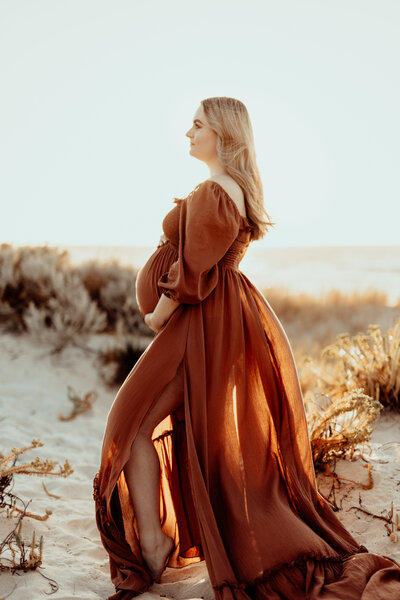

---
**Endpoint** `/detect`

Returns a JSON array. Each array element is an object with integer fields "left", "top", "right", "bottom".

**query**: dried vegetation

[
  {"left": 264, "top": 285, "right": 400, "bottom": 361},
  {"left": 304, "top": 320, "right": 400, "bottom": 411},
  {"left": 0, "top": 243, "right": 151, "bottom": 352},
  {"left": 0, "top": 439, "right": 73, "bottom": 578}
]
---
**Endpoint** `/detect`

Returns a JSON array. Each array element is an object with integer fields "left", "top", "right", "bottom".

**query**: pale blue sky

[{"left": 1, "top": 0, "right": 399, "bottom": 248}]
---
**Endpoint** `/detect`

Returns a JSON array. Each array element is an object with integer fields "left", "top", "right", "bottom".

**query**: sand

[{"left": 0, "top": 330, "right": 399, "bottom": 600}]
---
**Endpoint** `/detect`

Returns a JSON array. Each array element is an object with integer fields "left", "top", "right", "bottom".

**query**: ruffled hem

[
  {"left": 213, "top": 546, "right": 368, "bottom": 600},
  {"left": 212, "top": 545, "right": 399, "bottom": 600}
]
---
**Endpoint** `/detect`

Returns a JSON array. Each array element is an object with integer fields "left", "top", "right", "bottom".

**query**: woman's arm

[{"left": 144, "top": 293, "right": 180, "bottom": 333}]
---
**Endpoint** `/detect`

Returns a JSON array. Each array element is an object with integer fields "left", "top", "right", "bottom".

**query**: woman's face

[{"left": 186, "top": 105, "right": 218, "bottom": 162}]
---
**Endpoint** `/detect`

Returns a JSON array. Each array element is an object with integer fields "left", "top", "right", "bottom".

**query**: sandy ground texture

[{"left": 0, "top": 330, "right": 399, "bottom": 600}]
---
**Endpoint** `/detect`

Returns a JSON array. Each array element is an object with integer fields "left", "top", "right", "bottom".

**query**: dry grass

[
  {"left": 0, "top": 517, "right": 43, "bottom": 574},
  {"left": 262, "top": 285, "right": 400, "bottom": 361},
  {"left": 58, "top": 385, "right": 98, "bottom": 421},
  {"left": 301, "top": 318, "right": 400, "bottom": 411},
  {"left": 0, "top": 439, "right": 73, "bottom": 577},
  {"left": 297, "top": 317, "right": 400, "bottom": 474},
  {"left": 0, "top": 439, "right": 73, "bottom": 479},
  {"left": 303, "top": 387, "right": 383, "bottom": 471},
  {"left": 0, "top": 439, "right": 73, "bottom": 517}
]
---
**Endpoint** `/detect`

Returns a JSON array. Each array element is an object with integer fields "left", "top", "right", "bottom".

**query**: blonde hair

[{"left": 200, "top": 96, "right": 275, "bottom": 241}]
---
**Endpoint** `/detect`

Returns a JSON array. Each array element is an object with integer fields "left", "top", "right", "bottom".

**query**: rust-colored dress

[{"left": 93, "top": 179, "right": 400, "bottom": 599}]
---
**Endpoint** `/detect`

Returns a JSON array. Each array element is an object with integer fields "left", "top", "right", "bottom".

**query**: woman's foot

[{"left": 141, "top": 533, "right": 174, "bottom": 583}]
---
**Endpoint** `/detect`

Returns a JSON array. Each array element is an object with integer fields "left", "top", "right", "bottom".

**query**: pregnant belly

[{"left": 135, "top": 241, "right": 178, "bottom": 318}]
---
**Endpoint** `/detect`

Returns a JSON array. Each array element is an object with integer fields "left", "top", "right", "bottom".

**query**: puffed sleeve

[{"left": 157, "top": 181, "right": 240, "bottom": 304}]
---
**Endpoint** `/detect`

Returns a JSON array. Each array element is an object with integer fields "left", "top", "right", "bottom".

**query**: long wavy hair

[{"left": 200, "top": 96, "right": 275, "bottom": 241}]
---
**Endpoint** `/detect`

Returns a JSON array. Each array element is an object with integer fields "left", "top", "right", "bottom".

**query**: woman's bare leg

[{"left": 123, "top": 362, "right": 184, "bottom": 580}]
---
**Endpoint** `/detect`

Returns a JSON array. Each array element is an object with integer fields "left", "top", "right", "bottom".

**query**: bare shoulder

[{"left": 207, "top": 175, "right": 246, "bottom": 217}]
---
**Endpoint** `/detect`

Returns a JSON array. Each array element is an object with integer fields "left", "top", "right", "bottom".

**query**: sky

[{"left": 1, "top": 0, "right": 399, "bottom": 248}]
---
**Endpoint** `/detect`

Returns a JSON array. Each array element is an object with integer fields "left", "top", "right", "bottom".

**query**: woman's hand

[
  {"left": 144, "top": 295, "right": 180, "bottom": 333},
  {"left": 144, "top": 312, "right": 164, "bottom": 333}
]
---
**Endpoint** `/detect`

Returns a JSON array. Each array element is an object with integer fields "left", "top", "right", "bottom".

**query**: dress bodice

[
  {"left": 136, "top": 181, "right": 254, "bottom": 316},
  {"left": 161, "top": 195, "right": 252, "bottom": 271}
]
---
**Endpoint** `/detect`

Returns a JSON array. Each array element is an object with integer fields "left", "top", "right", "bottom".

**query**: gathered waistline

[{"left": 157, "top": 239, "right": 243, "bottom": 271}]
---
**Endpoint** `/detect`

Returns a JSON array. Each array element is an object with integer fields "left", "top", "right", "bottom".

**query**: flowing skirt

[{"left": 93, "top": 247, "right": 400, "bottom": 599}]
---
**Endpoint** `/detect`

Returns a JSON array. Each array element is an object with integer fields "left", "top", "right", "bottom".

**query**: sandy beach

[{"left": 1, "top": 327, "right": 400, "bottom": 600}]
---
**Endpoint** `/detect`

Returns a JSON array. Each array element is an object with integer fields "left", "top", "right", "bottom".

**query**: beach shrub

[
  {"left": 75, "top": 259, "right": 148, "bottom": 336},
  {"left": 0, "top": 244, "right": 151, "bottom": 349},
  {"left": 0, "top": 244, "right": 107, "bottom": 340},
  {"left": 22, "top": 270, "right": 108, "bottom": 350},
  {"left": 301, "top": 318, "right": 400, "bottom": 412},
  {"left": 303, "top": 388, "right": 383, "bottom": 471}
]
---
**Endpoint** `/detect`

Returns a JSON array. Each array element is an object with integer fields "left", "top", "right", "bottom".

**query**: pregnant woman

[{"left": 93, "top": 97, "right": 400, "bottom": 599}]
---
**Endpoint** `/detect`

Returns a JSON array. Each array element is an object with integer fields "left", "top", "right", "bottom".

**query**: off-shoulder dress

[{"left": 93, "top": 179, "right": 400, "bottom": 599}]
